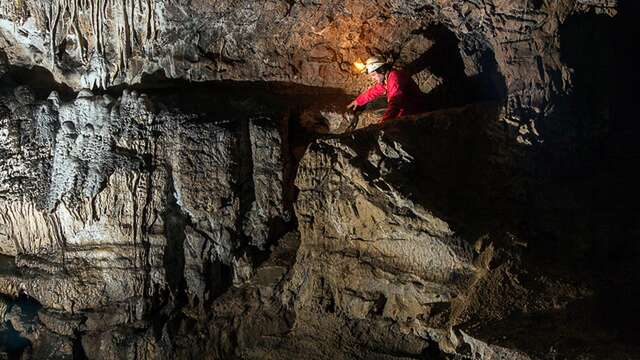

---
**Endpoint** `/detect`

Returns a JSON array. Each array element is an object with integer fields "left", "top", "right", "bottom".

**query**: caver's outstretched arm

[{"left": 353, "top": 83, "right": 386, "bottom": 107}]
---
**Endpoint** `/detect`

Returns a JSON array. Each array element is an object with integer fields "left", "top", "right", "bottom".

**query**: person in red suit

[{"left": 347, "top": 57, "right": 427, "bottom": 123}]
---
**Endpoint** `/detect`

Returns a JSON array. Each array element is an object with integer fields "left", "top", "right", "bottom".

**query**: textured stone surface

[
  {"left": 281, "top": 105, "right": 531, "bottom": 358},
  {"left": 0, "top": 0, "right": 617, "bottom": 130},
  {"left": 1, "top": 93, "right": 638, "bottom": 358},
  {"left": 0, "top": 83, "right": 293, "bottom": 357},
  {"left": 1, "top": 0, "right": 637, "bottom": 358},
  {"left": 198, "top": 104, "right": 631, "bottom": 359}
]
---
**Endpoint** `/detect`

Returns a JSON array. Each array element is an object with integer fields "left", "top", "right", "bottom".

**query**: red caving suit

[{"left": 354, "top": 69, "right": 427, "bottom": 123}]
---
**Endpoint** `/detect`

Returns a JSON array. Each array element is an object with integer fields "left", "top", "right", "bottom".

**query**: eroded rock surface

[
  {"left": 0, "top": 88, "right": 637, "bottom": 358},
  {"left": 0, "top": 0, "right": 617, "bottom": 131},
  {"left": 0, "top": 83, "right": 293, "bottom": 357},
  {"left": 201, "top": 105, "right": 629, "bottom": 359},
  {"left": 1, "top": 0, "right": 637, "bottom": 359}
]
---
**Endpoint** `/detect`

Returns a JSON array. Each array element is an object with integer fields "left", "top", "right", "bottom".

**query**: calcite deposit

[
  {"left": 0, "top": 83, "right": 294, "bottom": 356},
  {"left": 1, "top": 0, "right": 637, "bottom": 359}
]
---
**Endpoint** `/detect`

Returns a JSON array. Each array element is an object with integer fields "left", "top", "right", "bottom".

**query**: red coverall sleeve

[
  {"left": 354, "top": 84, "right": 386, "bottom": 106},
  {"left": 381, "top": 73, "right": 402, "bottom": 122}
]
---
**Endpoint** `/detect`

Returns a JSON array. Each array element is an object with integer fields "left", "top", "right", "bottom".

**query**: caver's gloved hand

[{"left": 351, "top": 56, "right": 428, "bottom": 123}]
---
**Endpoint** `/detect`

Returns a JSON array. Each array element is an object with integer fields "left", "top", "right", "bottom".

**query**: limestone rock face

[
  {"left": 0, "top": 83, "right": 291, "bottom": 357},
  {"left": 200, "top": 105, "right": 617, "bottom": 359},
  {"left": 0, "top": 92, "right": 636, "bottom": 358},
  {"left": 0, "top": 0, "right": 617, "bottom": 130},
  {"left": 281, "top": 105, "right": 529, "bottom": 358},
  {"left": 0, "top": 0, "right": 635, "bottom": 358},
  {"left": 291, "top": 137, "right": 476, "bottom": 323}
]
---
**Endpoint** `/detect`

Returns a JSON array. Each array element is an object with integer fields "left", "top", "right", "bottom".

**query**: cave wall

[
  {"left": 0, "top": 83, "right": 295, "bottom": 356},
  {"left": 0, "top": 1, "right": 616, "bottom": 125},
  {"left": 1, "top": 0, "right": 635, "bottom": 359}
]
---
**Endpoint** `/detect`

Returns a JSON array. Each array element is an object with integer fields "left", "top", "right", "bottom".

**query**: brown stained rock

[
  {"left": 286, "top": 105, "right": 496, "bottom": 337},
  {"left": 0, "top": 0, "right": 617, "bottom": 139},
  {"left": 269, "top": 103, "right": 618, "bottom": 359}
]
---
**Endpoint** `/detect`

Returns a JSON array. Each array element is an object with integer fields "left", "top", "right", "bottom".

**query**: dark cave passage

[
  {"left": 162, "top": 173, "right": 188, "bottom": 306},
  {"left": 0, "top": 293, "right": 42, "bottom": 359},
  {"left": 523, "top": 2, "right": 640, "bottom": 344},
  {"left": 564, "top": 4, "right": 640, "bottom": 341}
]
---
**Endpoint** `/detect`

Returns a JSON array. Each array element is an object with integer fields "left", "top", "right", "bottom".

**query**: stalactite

[
  {"left": 129, "top": 0, "right": 136, "bottom": 49},
  {"left": 70, "top": 2, "right": 87, "bottom": 61},
  {"left": 120, "top": 0, "right": 130, "bottom": 70},
  {"left": 98, "top": 0, "right": 106, "bottom": 54},
  {"left": 150, "top": 0, "right": 156, "bottom": 40},
  {"left": 101, "top": 0, "right": 109, "bottom": 53},
  {"left": 16, "top": 0, "right": 155, "bottom": 86},
  {"left": 88, "top": 0, "right": 96, "bottom": 53},
  {"left": 48, "top": 0, "right": 62, "bottom": 66},
  {"left": 96, "top": 0, "right": 104, "bottom": 55},
  {"left": 145, "top": 0, "right": 152, "bottom": 40}
]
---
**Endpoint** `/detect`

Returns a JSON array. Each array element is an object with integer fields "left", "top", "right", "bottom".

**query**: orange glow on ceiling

[{"left": 353, "top": 61, "right": 366, "bottom": 73}]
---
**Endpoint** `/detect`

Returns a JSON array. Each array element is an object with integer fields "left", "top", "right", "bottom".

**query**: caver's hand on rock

[{"left": 347, "top": 100, "right": 358, "bottom": 111}]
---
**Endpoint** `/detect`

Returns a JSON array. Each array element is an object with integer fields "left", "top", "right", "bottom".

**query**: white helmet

[{"left": 364, "top": 56, "right": 387, "bottom": 74}]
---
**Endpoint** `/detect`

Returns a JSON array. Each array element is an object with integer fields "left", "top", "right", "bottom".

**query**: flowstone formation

[
  {"left": 1, "top": 0, "right": 637, "bottom": 359},
  {"left": 0, "top": 83, "right": 293, "bottom": 357}
]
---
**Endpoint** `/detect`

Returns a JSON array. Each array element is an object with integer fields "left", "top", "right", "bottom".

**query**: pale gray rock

[{"left": 0, "top": 83, "right": 290, "bottom": 356}]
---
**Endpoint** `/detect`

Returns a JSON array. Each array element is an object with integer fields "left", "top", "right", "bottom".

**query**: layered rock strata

[
  {"left": 0, "top": 84, "right": 291, "bottom": 357},
  {"left": 0, "top": 0, "right": 617, "bottom": 131},
  {"left": 0, "top": 0, "right": 634, "bottom": 358}
]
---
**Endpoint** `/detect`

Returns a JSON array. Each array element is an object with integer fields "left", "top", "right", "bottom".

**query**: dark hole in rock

[
  {"left": 530, "top": 0, "right": 544, "bottom": 9},
  {"left": 0, "top": 65, "right": 75, "bottom": 101},
  {"left": 163, "top": 173, "right": 189, "bottom": 306},
  {"left": 0, "top": 320, "right": 31, "bottom": 359},
  {"left": 0, "top": 292, "right": 42, "bottom": 359},
  {"left": 0, "top": 255, "right": 17, "bottom": 275}
]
